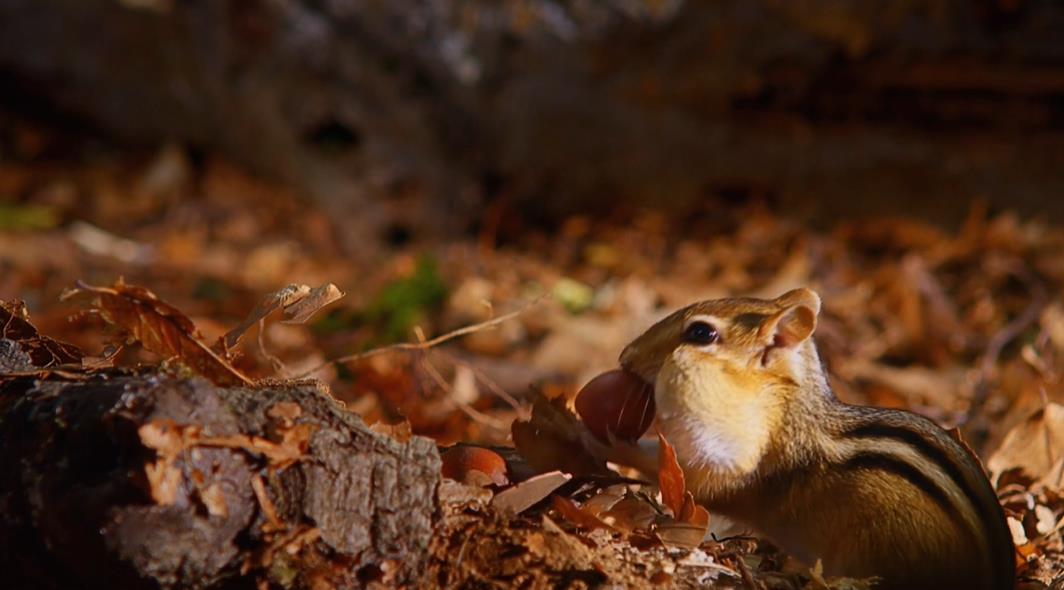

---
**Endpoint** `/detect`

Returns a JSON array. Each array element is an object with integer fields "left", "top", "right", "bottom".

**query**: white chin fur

[
  {"left": 655, "top": 356, "right": 771, "bottom": 475},
  {"left": 659, "top": 415, "right": 763, "bottom": 474}
]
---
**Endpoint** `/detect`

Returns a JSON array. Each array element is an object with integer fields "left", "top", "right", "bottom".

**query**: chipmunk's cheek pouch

[{"left": 575, "top": 369, "right": 656, "bottom": 443}]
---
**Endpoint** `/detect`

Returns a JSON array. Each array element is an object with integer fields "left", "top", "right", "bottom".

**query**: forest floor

[{"left": 1, "top": 111, "right": 1063, "bottom": 588}]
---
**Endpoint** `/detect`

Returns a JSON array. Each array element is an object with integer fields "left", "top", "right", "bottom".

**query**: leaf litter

[{"left": 3, "top": 138, "right": 1064, "bottom": 586}]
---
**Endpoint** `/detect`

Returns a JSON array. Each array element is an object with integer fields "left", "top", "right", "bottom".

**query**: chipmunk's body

[{"left": 619, "top": 288, "right": 1014, "bottom": 590}]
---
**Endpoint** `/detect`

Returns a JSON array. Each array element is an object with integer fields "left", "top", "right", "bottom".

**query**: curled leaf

[
  {"left": 657, "top": 433, "right": 686, "bottom": 518},
  {"left": 0, "top": 300, "right": 83, "bottom": 369},
  {"left": 491, "top": 470, "right": 571, "bottom": 514},
  {"left": 551, "top": 495, "right": 617, "bottom": 532},
  {"left": 68, "top": 280, "right": 251, "bottom": 386},
  {"left": 511, "top": 390, "right": 610, "bottom": 477},
  {"left": 221, "top": 283, "right": 311, "bottom": 350},
  {"left": 281, "top": 283, "right": 344, "bottom": 324}
]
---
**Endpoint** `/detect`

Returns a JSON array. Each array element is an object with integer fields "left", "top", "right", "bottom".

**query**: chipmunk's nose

[{"left": 619, "top": 344, "right": 658, "bottom": 387}]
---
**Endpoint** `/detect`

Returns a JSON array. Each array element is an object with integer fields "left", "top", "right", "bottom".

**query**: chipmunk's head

[{"left": 619, "top": 288, "right": 823, "bottom": 474}]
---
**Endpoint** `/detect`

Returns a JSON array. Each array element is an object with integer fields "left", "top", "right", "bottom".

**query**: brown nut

[
  {"left": 574, "top": 369, "right": 655, "bottom": 443},
  {"left": 440, "top": 445, "right": 508, "bottom": 486}
]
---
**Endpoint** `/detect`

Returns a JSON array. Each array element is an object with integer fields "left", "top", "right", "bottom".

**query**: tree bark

[{"left": 0, "top": 373, "right": 440, "bottom": 590}]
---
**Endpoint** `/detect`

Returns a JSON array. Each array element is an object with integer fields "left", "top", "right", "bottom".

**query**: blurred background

[{"left": 1, "top": 1, "right": 1063, "bottom": 458}]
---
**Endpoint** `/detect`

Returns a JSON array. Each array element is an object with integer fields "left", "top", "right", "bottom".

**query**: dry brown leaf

[
  {"left": 282, "top": 282, "right": 344, "bottom": 324},
  {"left": 654, "top": 521, "right": 707, "bottom": 550},
  {"left": 581, "top": 485, "right": 627, "bottom": 516},
  {"left": 550, "top": 495, "right": 617, "bottom": 532},
  {"left": 67, "top": 280, "right": 251, "bottom": 386},
  {"left": 221, "top": 283, "right": 311, "bottom": 350},
  {"left": 511, "top": 390, "right": 611, "bottom": 477},
  {"left": 657, "top": 433, "right": 686, "bottom": 518},
  {"left": 0, "top": 299, "right": 83, "bottom": 369},
  {"left": 600, "top": 494, "right": 659, "bottom": 533},
  {"left": 491, "top": 470, "right": 571, "bottom": 514},
  {"left": 654, "top": 433, "right": 710, "bottom": 545},
  {"left": 834, "top": 359, "right": 970, "bottom": 410},
  {"left": 988, "top": 403, "right": 1064, "bottom": 480},
  {"left": 678, "top": 491, "right": 711, "bottom": 527}
]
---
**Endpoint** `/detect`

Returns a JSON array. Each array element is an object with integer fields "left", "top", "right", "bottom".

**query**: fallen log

[{"left": 0, "top": 372, "right": 440, "bottom": 590}]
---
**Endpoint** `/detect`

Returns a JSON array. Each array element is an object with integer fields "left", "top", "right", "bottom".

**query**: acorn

[
  {"left": 574, "top": 369, "right": 655, "bottom": 443},
  {"left": 440, "top": 445, "right": 509, "bottom": 486}
]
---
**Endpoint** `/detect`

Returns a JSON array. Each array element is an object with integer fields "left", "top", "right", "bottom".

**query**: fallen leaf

[
  {"left": 491, "top": 470, "right": 571, "bottom": 514},
  {"left": 221, "top": 283, "right": 311, "bottom": 349},
  {"left": 678, "top": 491, "right": 711, "bottom": 527},
  {"left": 282, "top": 283, "right": 344, "bottom": 324},
  {"left": 599, "top": 494, "right": 659, "bottom": 532},
  {"left": 653, "top": 433, "right": 710, "bottom": 545},
  {"left": 657, "top": 433, "right": 686, "bottom": 518},
  {"left": 550, "top": 495, "right": 617, "bottom": 532},
  {"left": 988, "top": 403, "right": 1064, "bottom": 480},
  {"left": 580, "top": 485, "right": 627, "bottom": 516},
  {"left": 0, "top": 299, "right": 83, "bottom": 368},
  {"left": 66, "top": 279, "right": 251, "bottom": 386},
  {"left": 654, "top": 521, "right": 706, "bottom": 550},
  {"left": 511, "top": 390, "right": 610, "bottom": 477}
]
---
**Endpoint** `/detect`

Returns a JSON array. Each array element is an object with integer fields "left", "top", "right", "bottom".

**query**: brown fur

[{"left": 619, "top": 289, "right": 1014, "bottom": 590}]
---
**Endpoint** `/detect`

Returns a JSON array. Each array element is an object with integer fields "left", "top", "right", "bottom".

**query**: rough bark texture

[
  {"left": 0, "top": 372, "right": 440, "bottom": 590},
  {"left": 2, "top": 1, "right": 1064, "bottom": 232}
]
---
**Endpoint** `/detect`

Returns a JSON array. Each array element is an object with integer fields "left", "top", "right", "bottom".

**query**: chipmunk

[{"left": 616, "top": 288, "right": 1014, "bottom": 590}]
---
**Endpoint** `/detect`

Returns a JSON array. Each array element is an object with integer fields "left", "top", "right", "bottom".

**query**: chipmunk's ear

[{"left": 758, "top": 288, "right": 821, "bottom": 348}]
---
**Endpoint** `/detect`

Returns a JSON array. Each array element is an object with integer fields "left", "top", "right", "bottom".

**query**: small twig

[
  {"left": 436, "top": 352, "right": 524, "bottom": 412},
  {"left": 257, "top": 318, "right": 287, "bottom": 376},
  {"left": 294, "top": 297, "right": 544, "bottom": 379},
  {"left": 418, "top": 354, "right": 509, "bottom": 431}
]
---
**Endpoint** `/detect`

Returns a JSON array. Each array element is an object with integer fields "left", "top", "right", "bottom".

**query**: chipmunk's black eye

[{"left": 683, "top": 321, "right": 719, "bottom": 345}]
